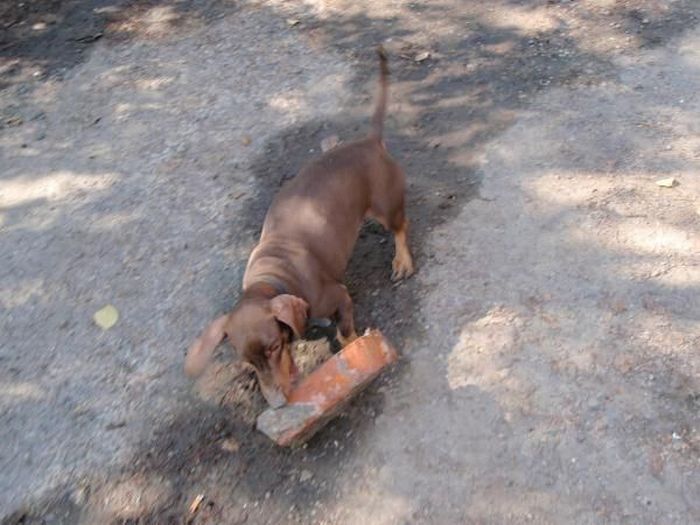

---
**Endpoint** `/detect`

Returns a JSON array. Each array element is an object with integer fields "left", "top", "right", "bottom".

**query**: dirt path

[{"left": 1, "top": 1, "right": 699, "bottom": 524}]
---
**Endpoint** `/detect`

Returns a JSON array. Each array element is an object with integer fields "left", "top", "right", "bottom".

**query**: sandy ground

[{"left": 1, "top": 1, "right": 698, "bottom": 523}]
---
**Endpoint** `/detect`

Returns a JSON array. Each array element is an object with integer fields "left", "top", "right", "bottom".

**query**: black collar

[{"left": 251, "top": 276, "right": 288, "bottom": 297}]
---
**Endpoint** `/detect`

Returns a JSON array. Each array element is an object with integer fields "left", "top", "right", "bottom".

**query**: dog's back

[{"left": 254, "top": 48, "right": 394, "bottom": 280}]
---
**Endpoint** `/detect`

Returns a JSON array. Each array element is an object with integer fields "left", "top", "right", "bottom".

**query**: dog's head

[{"left": 185, "top": 294, "right": 309, "bottom": 408}]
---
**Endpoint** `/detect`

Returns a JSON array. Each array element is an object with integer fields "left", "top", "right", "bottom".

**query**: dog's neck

[{"left": 243, "top": 277, "right": 287, "bottom": 299}]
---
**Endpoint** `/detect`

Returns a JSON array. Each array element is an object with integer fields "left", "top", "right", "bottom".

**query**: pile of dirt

[{"left": 192, "top": 338, "right": 333, "bottom": 424}]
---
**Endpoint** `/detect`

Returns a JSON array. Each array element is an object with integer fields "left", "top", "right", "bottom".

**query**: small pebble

[{"left": 299, "top": 469, "right": 313, "bottom": 482}]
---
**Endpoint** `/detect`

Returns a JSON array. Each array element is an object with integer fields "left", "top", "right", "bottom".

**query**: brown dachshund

[{"left": 185, "top": 48, "right": 414, "bottom": 407}]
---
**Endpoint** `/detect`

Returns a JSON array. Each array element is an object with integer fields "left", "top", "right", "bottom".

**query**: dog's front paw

[{"left": 336, "top": 328, "right": 358, "bottom": 347}]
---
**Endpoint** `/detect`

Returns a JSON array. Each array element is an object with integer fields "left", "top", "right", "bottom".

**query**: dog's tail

[{"left": 371, "top": 46, "right": 389, "bottom": 139}]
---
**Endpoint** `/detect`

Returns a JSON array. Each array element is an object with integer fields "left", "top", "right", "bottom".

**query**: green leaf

[{"left": 94, "top": 304, "right": 119, "bottom": 330}]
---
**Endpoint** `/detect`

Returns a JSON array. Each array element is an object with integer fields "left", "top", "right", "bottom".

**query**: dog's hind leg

[{"left": 391, "top": 216, "right": 414, "bottom": 281}]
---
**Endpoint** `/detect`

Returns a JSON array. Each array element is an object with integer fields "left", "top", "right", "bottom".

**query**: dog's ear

[
  {"left": 184, "top": 314, "right": 229, "bottom": 378},
  {"left": 270, "top": 294, "right": 309, "bottom": 338}
]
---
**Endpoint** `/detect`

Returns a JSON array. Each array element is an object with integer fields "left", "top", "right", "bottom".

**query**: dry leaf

[
  {"left": 93, "top": 305, "right": 119, "bottom": 330},
  {"left": 320, "top": 134, "right": 340, "bottom": 152},
  {"left": 286, "top": 18, "right": 300, "bottom": 26},
  {"left": 5, "top": 116, "right": 23, "bottom": 127},
  {"left": 220, "top": 437, "right": 240, "bottom": 453},
  {"left": 299, "top": 469, "right": 313, "bottom": 482},
  {"left": 189, "top": 494, "right": 205, "bottom": 514},
  {"left": 648, "top": 449, "right": 664, "bottom": 477},
  {"left": 655, "top": 177, "right": 678, "bottom": 188},
  {"left": 414, "top": 51, "right": 431, "bottom": 62}
]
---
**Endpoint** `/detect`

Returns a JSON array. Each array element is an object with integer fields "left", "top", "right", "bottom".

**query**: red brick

[{"left": 256, "top": 330, "right": 398, "bottom": 446}]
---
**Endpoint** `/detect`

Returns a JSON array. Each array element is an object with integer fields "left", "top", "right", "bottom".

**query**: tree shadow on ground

[
  {"left": 3, "top": 0, "right": 700, "bottom": 523},
  {"left": 0, "top": 0, "right": 237, "bottom": 91}
]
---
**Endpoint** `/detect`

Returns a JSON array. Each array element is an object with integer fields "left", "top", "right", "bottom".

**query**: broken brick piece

[{"left": 256, "top": 329, "right": 398, "bottom": 446}]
